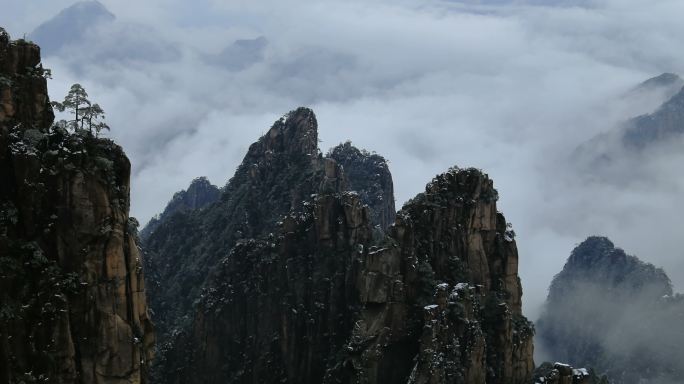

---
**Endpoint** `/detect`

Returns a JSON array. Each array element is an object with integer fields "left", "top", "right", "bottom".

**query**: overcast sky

[{"left": 3, "top": 0, "right": 684, "bottom": 319}]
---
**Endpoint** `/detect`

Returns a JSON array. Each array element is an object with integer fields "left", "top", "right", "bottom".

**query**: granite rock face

[
  {"left": 141, "top": 108, "right": 398, "bottom": 349},
  {"left": 0, "top": 31, "right": 52, "bottom": 129},
  {"left": 327, "top": 141, "right": 396, "bottom": 230},
  {"left": 165, "top": 191, "right": 371, "bottom": 384},
  {"left": 146, "top": 105, "right": 534, "bottom": 383},
  {"left": 537, "top": 237, "right": 684, "bottom": 384},
  {"left": 0, "top": 29, "right": 154, "bottom": 383},
  {"left": 382, "top": 168, "right": 533, "bottom": 384},
  {"left": 142, "top": 108, "right": 349, "bottom": 352}
]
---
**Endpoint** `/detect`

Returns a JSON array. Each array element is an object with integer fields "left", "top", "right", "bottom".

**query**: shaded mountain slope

[
  {"left": 327, "top": 140, "right": 396, "bottom": 230},
  {"left": 157, "top": 165, "right": 534, "bottom": 384},
  {"left": 143, "top": 108, "right": 352, "bottom": 356},
  {"left": 622, "top": 85, "right": 684, "bottom": 149},
  {"left": 140, "top": 176, "right": 220, "bottom": 240},
  {"left": 537, "top": 237, "right": 684, "bottom": 384},
  {"left": 142, "top": 110, "right": 398, "bottom": 351},
  {"left": 141, "top": 105, "right": 535, "bottom": 383},
  {"left": 575, "top": 73, "right": 684, "bottom": 173}
]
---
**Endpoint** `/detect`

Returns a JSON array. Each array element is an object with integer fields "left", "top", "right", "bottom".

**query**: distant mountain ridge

[
  {"left": 575, "top": 73, "right": 684, "bottom": 173},
  {"left": 30, "top": 1, "right": 115, "bottom": 55},
  {"left": 30, "top": 1, "right": 181, "bottom": 65},
  {"left": 205, "top": 36, "right": 268, "bottom": 71},
  {"left": 140, "top": 176, "right": 221, "bottom": 240},
  {"left": 622, "top": 84, "right": 684, "bottom": 149}
]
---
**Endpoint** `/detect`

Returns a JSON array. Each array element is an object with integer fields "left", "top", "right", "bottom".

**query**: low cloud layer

[
  {"left": 539, "top": 275, "right": 684, "bottom": 382},
  {"left": 3, "top": 0, "right": 684, "bottom": 319}
]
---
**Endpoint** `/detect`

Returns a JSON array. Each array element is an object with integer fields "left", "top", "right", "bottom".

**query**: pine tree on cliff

[
  {"left": 51, "top": 83, "right": 109, "bottom": 136},
  {"left": 83, "top": 103, "right": 110, "bottom": 136},
  {"left": 52, "top": 83, "right": 89, "bottom": 130}
]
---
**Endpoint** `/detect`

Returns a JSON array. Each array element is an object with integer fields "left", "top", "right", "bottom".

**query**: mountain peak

[
  {"left": 415, "top": 167, "right": 499, "bottom": 207},
  {"left": 249, "top": 107, "right": 318, "bottom": 158},
  {"left": 567, "top": 236, "right": 617, "bottom": 265},
  {"left": 186, "top": 175, "right": 215, "bottom": 191},
  {"left": 30, "top": 1, "right": 115, "bottom": 55},
  {"left": 538, "top": 237, "right": 681, "bottom": 383},
  {"left": 140, "top": 176, "right": 220, "bottom": 240},
  {"left": 54, "top": 1, "right": 115, "bottom": 21},
  {"left": 553, "top": 236, "right": 672, "bottom": 299}
]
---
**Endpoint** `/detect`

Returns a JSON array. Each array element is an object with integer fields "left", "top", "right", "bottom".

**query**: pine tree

[{"left": 51, "top": 84, "right": 109, "bottom": 136}]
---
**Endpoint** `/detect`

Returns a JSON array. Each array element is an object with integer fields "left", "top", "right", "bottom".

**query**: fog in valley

[{"left": 3, "top": 0, "right": 684, "bottom": 333}]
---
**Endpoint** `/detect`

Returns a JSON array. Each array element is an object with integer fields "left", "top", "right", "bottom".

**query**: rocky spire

[
  {"left": 143, "top": 108, "right": 349, "bottom": 380},
  {"left": 245, "top": 107, "right": 319, "bottom": 158}
]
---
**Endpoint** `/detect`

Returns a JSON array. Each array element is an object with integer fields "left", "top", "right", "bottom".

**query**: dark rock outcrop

[
  {"left": 165, "top": 191, "right": 370, "bottom": 384},
  {"left": 327, "top": 141, "right": 396, "bottom": 230},
  {"left": 531, "top": 362, "right": 608, "bottom": 384},
  {"left": 147, "top": 105, "right": 535, "bottom": 383},
  {"left": 0, "top": 29, "right": 154, "bottom": 383},
  {"left": 142, "top": 109, "right": 398, "bottom": 352},
  {"left": 140, "top": 176, "right": 220, "bottom": 240},
  {"left": 143, "top": 108, "right": 348, "bottom": 353},
  {"left": 537, "top": 237, "right": 684, "bottom": 384}
]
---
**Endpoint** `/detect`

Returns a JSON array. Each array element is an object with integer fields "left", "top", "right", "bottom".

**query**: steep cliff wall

[
  {"left": 150, "top": 117, "right": 534, "bottom": 383},
  {"left": 0, "top": 29, "right": 154, "bottom": 383},
  {"left": 143, "top": 108, "right": 347, "bottom": 350},
  {"left": 327, "top": 141, "right": 395, "bottom": 230}
]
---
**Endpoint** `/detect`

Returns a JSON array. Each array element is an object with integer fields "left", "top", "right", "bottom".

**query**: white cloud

[{"left": 4, "top": 0, "right": 684, "bottom": 319}]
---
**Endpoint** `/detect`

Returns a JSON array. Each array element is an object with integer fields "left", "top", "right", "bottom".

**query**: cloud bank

[{"left": 2, "top": 0, "right": 684, "bottom": 319}]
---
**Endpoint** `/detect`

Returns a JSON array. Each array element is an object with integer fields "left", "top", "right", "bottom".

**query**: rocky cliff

[
  {"left": 144, "top": 107, "right": 535, "bottom": 383},
  {"left": 327, "top": 141, "right": 395, "bottom": 230},
  {"left": 0, "top": 29, "right": 154, "bottom": 383},
  {"left": 142, "top": 108, "right": 348, "bottom": 350},
  {"left": 537, "top": 237, "right": 684, "bottom": 384}
]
